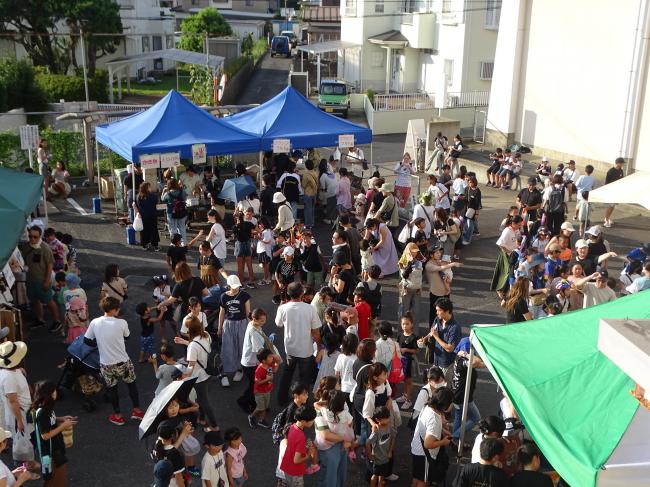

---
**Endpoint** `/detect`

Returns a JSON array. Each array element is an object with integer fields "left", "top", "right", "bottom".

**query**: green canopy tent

[
  {"left": 469, "top": 291, "right": 650, "bottom": 487},
  {"left": 0, "top": 167, "right": 44, "bottom": 269}
]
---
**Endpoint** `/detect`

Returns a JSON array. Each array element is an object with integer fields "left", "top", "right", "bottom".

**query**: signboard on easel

[
  {"left": 273, "top": 139, "right": 291, "bottom": 154},
  {"left": 338, "top": 134, "right": 354, "bottom": 148},
  {"left": 19, "top": 125, "right": 39, "bottom": 170}
]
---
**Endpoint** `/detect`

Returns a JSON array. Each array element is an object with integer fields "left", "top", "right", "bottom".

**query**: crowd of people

[{"left": 3, "top": 144, "right": 649, "bottom": 487}]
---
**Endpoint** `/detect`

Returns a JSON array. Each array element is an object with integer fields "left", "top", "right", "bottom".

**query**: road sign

[
  {"left": 192, "top": 144, "right": 206, "bottom": 164},
  {"left": 160, "top": 152, "right": 181, "bottom": 168},
  {"left": 139, "top": 153, "right": 160, "bottom": 168},
  {"left": 273, "top": 139, "right": 291, "bottom": 154},
  {"left": 19, "top": 125, "right": 39, "bottom": 150},
  {"left": 338, "top": 134, "right": 355, "bottom": 148}
]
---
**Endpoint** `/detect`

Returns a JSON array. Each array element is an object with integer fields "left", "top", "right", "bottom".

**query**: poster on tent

[
  {"left": 338, "top": 134, "right": 355, "bottom": 148},
  {"left": 192, "top": 144, "right": 206, "bottom": 164},
  {"left": 273, "top": 139, "right": 291, "bottom": 154},
  {"left": 139, "top": 153, "right": 160, "bottom": 169},
  {"left": 160, "top": 152, "right": 181, "bottom": 169}
]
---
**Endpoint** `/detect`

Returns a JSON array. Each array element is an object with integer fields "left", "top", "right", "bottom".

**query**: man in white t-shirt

[
  {"left": 575, "top": 270, "right": 617, "bottom": 308},
  {"left": 275, "top": 282, "right": 321, "bottom": 405},
  {"left": 345, "top": 146, "right": 365, "bottom": 183},
  {"left": 179, "top": 165, "right": 203, "bottom": 197},
  {"left": 85, "top": 296, "right": 143, "bottom": 426}
]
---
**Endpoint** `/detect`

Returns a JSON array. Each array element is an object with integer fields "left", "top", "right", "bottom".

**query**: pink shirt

[
  {"left": 336, "top": 177, "right": 351, "bottom": 209},
  {"left": 226, "top": 443, "right": 247, "bottom": 478}
]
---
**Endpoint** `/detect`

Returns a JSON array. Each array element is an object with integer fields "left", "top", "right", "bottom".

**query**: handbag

[
  {"left": 465, "top": 207, "right": 476, "bottom": 219},
  {"left": 388, "top": 344, "right": 405, "bottom": 384},
  {"left": 397, "top": 223, "right": 412, "bottom": 244},
  {"left": 132, "top": 212, "right": 144, "bottom": 232}
]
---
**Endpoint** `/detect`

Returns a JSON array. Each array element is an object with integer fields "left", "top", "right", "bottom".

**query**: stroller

[{"left": 57, "top": 335, "right": 105, "bottom": 412}]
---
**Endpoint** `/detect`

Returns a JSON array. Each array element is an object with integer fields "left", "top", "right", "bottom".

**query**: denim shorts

[{"left": 234, "top": 240, "right": 252, "bottom": 257}]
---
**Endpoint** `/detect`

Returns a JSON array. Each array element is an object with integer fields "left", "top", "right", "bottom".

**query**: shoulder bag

[{"left": 172, "top": 278, "right": 194, "bottom": 323}]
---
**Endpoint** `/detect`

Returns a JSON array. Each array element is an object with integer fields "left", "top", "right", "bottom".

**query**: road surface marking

[{"left": 66, "top": 198, "right": 88, "bottom": 215}]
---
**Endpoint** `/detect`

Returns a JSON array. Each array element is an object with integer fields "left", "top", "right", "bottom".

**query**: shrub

[
  {"left": 366, "top": 88, "right": 375, "bottom": 108},
  {"left": 35, "top": 71, "right": 109, "bottom": 103},
  {"left": 0, "top": 59, "right": 47, "bottom": 113}
]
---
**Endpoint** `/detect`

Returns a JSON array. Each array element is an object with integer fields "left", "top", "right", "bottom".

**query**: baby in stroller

[{"left": 57, "top": 335, "right": 104, "bottom": 412}]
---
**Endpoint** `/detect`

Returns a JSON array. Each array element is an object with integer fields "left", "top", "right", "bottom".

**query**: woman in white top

[
  {"left": 49, "top": 161, "right": 71, "bottom": 198},
  {"left": 175, "top": 317, "right": 219, "bottom": 431},
  {"left": 273, "top": 192, "right": 295, "bottom": 232},
  {"left": 236, "top": 193, "right": 261, "bottom": 216},
  {"left": 0, "top": 429, "right": 33, "bottom": 486},
  {"left": 203, "top": 210, "right": 227, "bottom": 264},
  {"left": 394, "top": 153, "right": 417, "bottom": 208},
  {"left": 410, "top": 387, "right": 453, "bottom": 487},
  {"left": 411, "top": 193, "right": 435, "bottom": 239}
]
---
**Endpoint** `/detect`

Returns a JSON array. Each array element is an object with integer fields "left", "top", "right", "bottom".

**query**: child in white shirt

[
  {"left": 359, "top": 240, "right": 375, "bottom": 281},
  {"left": 201, "top": 431, "right": 230, "bottom": 487}
]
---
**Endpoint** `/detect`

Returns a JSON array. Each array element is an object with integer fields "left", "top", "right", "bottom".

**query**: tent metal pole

[
  {"left": 43, "top": 186, "right": 48, "bottom": 223},
  {"left": 457, "top": 336, "right": 476, "bottom": 458},
  {"left": 96, "top": 140, "right": 101, "bottom": 201},
  {"left": 110, "top": 152, "right": 117, "bottom": 217},
  {"left": 131, "top": 161, "right": 136, "bottom": 221}
]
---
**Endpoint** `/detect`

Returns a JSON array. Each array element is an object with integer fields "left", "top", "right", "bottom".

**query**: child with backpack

[
  {"left": 408, "top": 366, "right": 445, "bottom": 429},
  {"left": 367, "top": 406, "right": 396, "bottom": 487},
  {"left": 361, "top": 363, "right": 392, "bottom": 459},
  {"left": 152, "top": 420, "right": 188, "bottom": 487},
  {"left": 272, "top": 384, "right": 310, "bottom": 446},
  {"left": 358, "top": 265, "right": 383, "bottom": 321}
]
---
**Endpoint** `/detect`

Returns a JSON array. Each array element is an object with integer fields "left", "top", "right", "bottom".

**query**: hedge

[
  {"left": 0, "top": 59, "right": 47, "bottom": 114},
  {"left": 35, "top": 70, "right": 109, "bottom": 103}
]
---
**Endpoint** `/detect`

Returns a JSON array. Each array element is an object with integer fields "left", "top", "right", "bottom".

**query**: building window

[
  {"left": 442, "top": 0, "right": 451, "bottom": 13},
  {"left": 371, "top": 51, "right": 384, "bottom": 68},
  {"left": 375, "top": 0, "right": 384, "bottom": 13},
  {"left": 142, "top": 36, "right": 150, "bottom": 52},
  {"left": 246, "top": 0, "right": 253, "bottom": 5},
  {"left": 444, "top": 59, "right": 453, "bottom": 86},
  {"left": 480, "top": 61, "right": 494, "bottom": 80},
  {"left": 166, "top": 35, "right": 175, "bottom": 49},
  {"left": 345, "top": 0, "right": 356, "bottom": 16},
  {"left": 485, "top": 0, "right": 501, "bottom": 29},
  {"left": 152, "top": 35, "right": 163, "bottom": 51}
]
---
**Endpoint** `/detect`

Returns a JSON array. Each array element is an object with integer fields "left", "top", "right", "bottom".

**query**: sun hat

[
  {"left": 272, "top": 192, "right": 286, "bottom": 204},
  {"left": 226, "top": 275, "right": 242, "bottom": 289},
  {"left": 355, "top": 193, "right": 366, "bottom": 202},
  {"left": 367, "top": 177, "right": 378, "bottom": 188},
  {"left": 204, "top": 430, "right": 224, "bottom": 447},
  {"left": 0, "top": 341, "right": 27, "bottom": 369},
  {"left": 560, "top": 221, "right": 575, "bottom": 232},
  {"left": 68, "top": 296, "right": 86, "bottom": 312},
  {"left": 65, "top": 272, "right": 81, "bottom": 288},
  {"left": 575, "top": 239, "right": 589, "bottom": 249},
  {"left": 585, "top": 225, "right": 602, "bottom": 237},
  {"left": 281, "top": 246, "right": 295, "bottom": 257},
  {"left": 380, "top": 182, "right": 394, "bottom": 193},
  {"left": 454, "top": 337, "right": 471, "bottom": 354}
]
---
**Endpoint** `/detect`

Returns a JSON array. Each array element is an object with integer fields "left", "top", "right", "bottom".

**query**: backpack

[
  {"left": 281, "top": 175, "right": 300, "bottom": 202},
  {"left": 546, "top": 186, "right": 565, "bottom": 214},
  {"left": 362, "top": 281, "right": 382, "bottom": 318},
  {"left": 408, "top": 386, "right": 431, "bottom": 430},
  {"left": 193, "top": 338, "right": 222, "bottom": 376},
  {"left": 171, "top": 197, "right": 188, "bottom": 219},
  {"left": 271, "top": 405, "right": 293, "bottom": 445}
]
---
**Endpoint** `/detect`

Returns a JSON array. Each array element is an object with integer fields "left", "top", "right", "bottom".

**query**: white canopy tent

[{"left": 589, "top": 170, "right": 650, "bottom": 209}]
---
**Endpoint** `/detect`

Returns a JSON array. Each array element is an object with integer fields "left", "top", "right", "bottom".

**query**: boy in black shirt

[
  {"left": 454, "top": 437, "right": 508, "bottom": 487},
  {"left": 135, "top": 302, "right": 163, "bottom": 363},
  {"left": 510, "top": 442, "right": 553, "bottom": 487}
]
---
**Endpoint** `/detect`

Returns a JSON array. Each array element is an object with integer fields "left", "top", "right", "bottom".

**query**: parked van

[
  {"left": 317, "top": 79, "right": 350, "bottom": 118},
  {"left": 280, "top": 30, "right": 298, "bottom": 48},
  {"left": 271, "top": 36, "right": 291, "bottom": 57}
]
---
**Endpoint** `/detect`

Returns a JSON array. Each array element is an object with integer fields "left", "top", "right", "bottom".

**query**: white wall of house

[{"left": 487, "top": 0, "right": 650, "bottom": 172}]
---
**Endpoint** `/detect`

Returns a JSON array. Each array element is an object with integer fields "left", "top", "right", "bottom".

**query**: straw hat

[
  {"left": 272, "top": 192, "right": 286, "bottom": 204},
  {"left": 0, "top": 341, "right": 27, "bottom": 369},
  {"left": 380, "top": 182, "right": 394, "bottom": 193}
]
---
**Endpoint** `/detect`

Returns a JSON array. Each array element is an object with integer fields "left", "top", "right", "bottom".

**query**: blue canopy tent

[
  {"left": 225, "top": 86, "right": 372, "bottom": 151},
  {"left": 96, "top": 89, "right": 260, "bottom": 162}
]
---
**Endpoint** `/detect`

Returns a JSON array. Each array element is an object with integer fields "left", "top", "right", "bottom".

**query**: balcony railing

[{"left": 373, "top": 91, "right": 489, "bottom": 111}]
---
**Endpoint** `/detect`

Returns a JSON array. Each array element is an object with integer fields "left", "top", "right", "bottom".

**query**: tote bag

[{"left": 388, "top": 344, "right": 405, "bottom": 383}]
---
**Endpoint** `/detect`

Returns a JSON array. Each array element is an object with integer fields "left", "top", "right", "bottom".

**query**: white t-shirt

[
  {"left": 334, "top": 353, "right": 357, "bottom": 393},
  {"left": 362, "top": 383, "right": 392, "bottom": 419},
  {"left": 452, "top": 178, "right": 467, "bottom": 201},
  {"left": 582, "top": 283, "right": 617, "bottom": 308},
  {"left": 471, "top": 433, "right": 484, "bottom": 463},
  {"left": 562, "top": 167, "right": 580, "bottom": 183},
  {"left": 0, "top": 369, "right": 31, "bottom": 429},
  {"left": 201, "top": 450, "right": 229, "bottom": 486},
  {"left": 153, "top": 285, "right": 171, "bottom": 303},
  {"left": 187, "top": 335, "right": 212, "bottom": 383},
  {"left": 208, "top": 223, "right": 227, "bottom": 260},
  {"left": 181, "top": 312, "right": 208, "bottom": 335},
  {"left": 275, "top": 301, "right": 322, "bottom": 358},
  {"left": 240, "top": 323, "right": 266, "bottom": 368},
  {"left": 179, "top": 172, "right": 203, "bottom": 194},
  {"left": 412, "top": 204, "right": 434, "bottom": 237},
  {"left": 496, "top": 226, "right": 520, "bottom": 253},
  {"left": 85, "top": 316, "right": 130, "bottom": 366},
  {"left": 410, "top": 406, "right": 443, "bottom": 458},
  {"left": 0, "top": 460, "right": 15, "bottom": 487},
  {"left": 256, "top": 228, "right": 274, "bottom": 255},
  {"left": 236, "top": 198, "right": 261, "bottom": 215}
]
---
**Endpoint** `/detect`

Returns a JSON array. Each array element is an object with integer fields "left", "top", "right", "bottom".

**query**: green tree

[
  {"left": 179, "top": 8, "right": 232, "bottom": 53},
  {"left": 0, "top": 59, "right": 47, "bottom": 113},
  {"left": 241, "top": 33, "right": 254, "bottom": 56},
  {"left": 65, "top": 0, "right": 123, "bottom": 76}
]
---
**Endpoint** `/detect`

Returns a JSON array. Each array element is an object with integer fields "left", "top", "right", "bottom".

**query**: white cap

[
  {"left": 585, "top": 225, "right": 602, "bottom": 237},
  {"left": 272, "top": 192, "right": 286, "bottom": 204},
  {"left": 282, "top": 246, "right": 295, "bottom": 257},
  {"left": 542, "top": 156, "right": 549, "bottom": 162},
  {"left": 575, "top": 239, "right": 589, "bottom": 249},
  {"left": 560, "top": 221, "right": 575, "bottom": 232},
  {"left": 226, "top": 275, "right": 242, "bottom": 288}
]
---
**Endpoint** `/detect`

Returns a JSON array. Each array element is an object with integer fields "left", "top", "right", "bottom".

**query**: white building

[
  {"left": 487, "top": 0, "right": 650, "bottom": 173},
  {"left": 338, "top": 0, "right": 500, "bottom": 94}
]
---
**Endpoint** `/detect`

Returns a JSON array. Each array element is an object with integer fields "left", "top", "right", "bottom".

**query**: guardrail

[
  {"left": 373, "top": 91, "right": 489, "bottom": 111},
  {"left": 446, "top": 91, "right": 489, "bottom": 108}
]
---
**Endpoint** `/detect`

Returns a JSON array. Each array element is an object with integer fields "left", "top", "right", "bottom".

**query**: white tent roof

[
  {"left": 105, "top": 48, "right": 224, "bottom": 69},
  {"left": 589, "top": 171, "right": 650, "bottom": 209}
]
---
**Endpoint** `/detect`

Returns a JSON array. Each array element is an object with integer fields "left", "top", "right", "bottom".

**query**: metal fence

[
  {"left": 446, "top": 91, "right": 490, "bottom": 108},
  {"left": 373, "top": 90, "right": 489, "bottom": 111}
]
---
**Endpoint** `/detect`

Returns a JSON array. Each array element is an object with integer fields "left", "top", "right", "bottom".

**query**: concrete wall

[{"left": 0, "top": 108, "right": 26, "bottom": 134}]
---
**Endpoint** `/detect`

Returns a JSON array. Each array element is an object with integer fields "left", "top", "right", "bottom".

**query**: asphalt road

[{"left": 11, "top": 55, "right": 650, "bottom": 486}]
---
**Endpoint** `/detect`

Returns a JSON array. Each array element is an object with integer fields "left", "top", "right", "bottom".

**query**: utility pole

[{"left": 79, "top": 29, "right": 91, "bottom": 111}]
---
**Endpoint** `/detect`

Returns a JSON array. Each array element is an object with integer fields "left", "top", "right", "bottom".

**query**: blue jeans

[
  {"left": 289, "top": 201, "right": 298, "bottom": 219},
  {"left": 463, "top": 218, "right": 475, "bottom": 244},
  {"left": 303, "top": 194, "right": 315, "bottom": 228},
  {"left": 317, "top": 442, "right": 348, "bottom": 487},
  {"left": 452, "top": 401, "right": 481, "bottom": 439},
  {"left": 167, "top": 215, "right": 187, "bottom": 243}
]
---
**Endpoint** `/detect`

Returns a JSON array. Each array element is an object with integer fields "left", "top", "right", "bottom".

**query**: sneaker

[
  {"left": 400, "top": 399, "right": 413, "bottom": 410},
  {"left": 31, "top": 320, "right": 45, "bottom": 328},
  {"left": 187, "top": 466, "right": 201, "bottom": 478},
  {"left": 221, "top": 376, "right": 231, "bottom": 388},
  {"left": 604, "top": 220, "right": 612, "bottom": 228},
  {"left": 131, "top": 408, "right": 144, "bottom": 421},
  {"left": 48, "top": 321, "right": 63, "bottom": 333},
  {"left": 323, "top": 219, "right": 332, "bottom": 224},
  {"left": 462, "top": 241, "right": 470, "bottom": 246},
  {"left": 153, "top": 246, "right": 161, "bottom": 252},
  {"left": 473, "top": 231, "right": 480, "bottom": 236},
  {"left": 395, "top": 395, "right": 407, "bottom": 404},
  {"left": 109, "top": 414, "right": 125, "bottom": 426},
  {"left": 248, "top": 415, "right": 257, "bottom": 429},
  {"left": 258, "top": 419, "right": 271, "bottom": 429},
  {"left": 246, "top": 282, "right": 256, "bottom": 289},
  {"left": 233, "top": 370, "right": 244, "bottom": 382},
  {"left": 386, "top": 473, "right": 399, "bottom": 481}
]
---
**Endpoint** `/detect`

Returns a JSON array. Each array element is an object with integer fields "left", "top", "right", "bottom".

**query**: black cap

[
  {"left": 153, "top": 459, "right": 174, "bottom": 486},
  {"left": 596, "top": 270, "right": 609, "bottom": 279},
  {"left": 204, "top": 430, "right": 224, "bottom": 447}
]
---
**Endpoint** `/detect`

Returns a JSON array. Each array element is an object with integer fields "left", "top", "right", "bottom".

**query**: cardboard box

[{"left": 100, "top": 176, "right": 115, "bottom": 200}]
